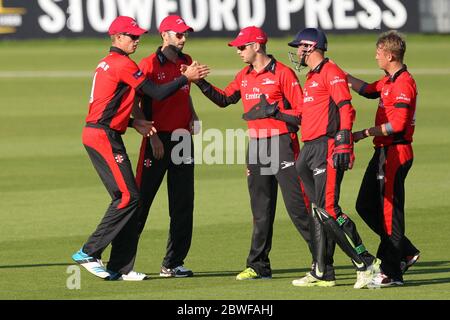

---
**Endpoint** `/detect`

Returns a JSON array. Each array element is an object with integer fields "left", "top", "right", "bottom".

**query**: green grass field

[{"left": 1, "top": 34, "right": 450, "bottom": 300}]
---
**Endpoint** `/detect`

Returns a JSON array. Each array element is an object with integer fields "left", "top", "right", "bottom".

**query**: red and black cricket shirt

[
  {"left": 201, "top": 57, "right": 303, "bottom": 138},
  {"left": 85, "top": 47, "right": 146, "bottom": 133},
  {"left": 301, "top": 58, "right": 355, "bottom": 142},
  {"left": 139, "top": 47, "right": 192, "bottom": 132},
  {"left": 359, "top": 65, "right": 417, "bottom": 146}
]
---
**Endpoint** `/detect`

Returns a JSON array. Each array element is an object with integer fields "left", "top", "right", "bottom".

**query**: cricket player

[
  {"left": 71, "top": 16, "right": 208, "bottom": 281},
  {"left": 134, "top": 15, "right": 198, "bottom": 278},
  {"left": 195, "top": 26, "right": 312, "bottom": 280},
  {"left": 347, "top": 30, "right": 420, "bottom": 287},
  {"left": 288, "top": 28, "right": 380, "bottom": 289}
]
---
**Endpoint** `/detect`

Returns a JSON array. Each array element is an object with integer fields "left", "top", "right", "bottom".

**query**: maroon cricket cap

[
  {"left": 108, "top": 16, "right": 147, "bottom": 36},
  {"left": 228, "top": 26, "right": 268, "bottom": 47},
  {"left": 158, "top": 15, "right": 194, "bottom": 33}
]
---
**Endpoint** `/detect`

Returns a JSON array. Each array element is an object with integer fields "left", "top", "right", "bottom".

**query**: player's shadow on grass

[
  {"left": 0, "top": 263, "right": 72, "bottom": 269},
  {"left": 335, "top": 260, "right": 450, "bottom": 285}
]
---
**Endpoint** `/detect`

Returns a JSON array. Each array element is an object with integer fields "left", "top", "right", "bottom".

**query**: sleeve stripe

[
  {"left": 385, "top": 122, "right": 394, "bottom": 135},
  {"left": 337, "top": 100, "right": 351, "bottom": 108},
  {"left": 395, "top": 103, "right": 410, "bottom": 109}
]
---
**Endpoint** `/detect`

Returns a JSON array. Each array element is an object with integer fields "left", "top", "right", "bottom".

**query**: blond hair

[{"left": 376, "top": 30, "right": 406, "bottom": 62}]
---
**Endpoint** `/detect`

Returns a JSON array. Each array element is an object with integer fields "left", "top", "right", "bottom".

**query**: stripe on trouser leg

[
  {"left": 82, "top": 127, "right": 131, "bottom": 209},
  {"left": 382, "top": 145, "right": 413, "bottom": 235},
  {"left": 325, "top": 138, "right": 338, "bottom": 219},
  {"left": 135, "top": 137, "right": 148, "bottom": 188}
]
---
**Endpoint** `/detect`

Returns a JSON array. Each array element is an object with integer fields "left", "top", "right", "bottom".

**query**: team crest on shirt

[
  {"left": 133, "top": 70, "right": 143, "bottom": 79},
  {"left": 241, "top": 80, "right": 248, "bottom": 87},
  {"left": 114, "top": 154, "right": 125, "bottom": 164},
  {"left": 144, "top": 158, "right": 152, "bottom": 168},
  {"left": 157, "top": 72, "right": 166, "bottom": 80}
]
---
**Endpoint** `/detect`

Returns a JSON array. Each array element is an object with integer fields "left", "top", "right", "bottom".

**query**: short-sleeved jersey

[
  {"left": 300, "top": 58, "right": 355, "bottom": 142},
  {"left": 139, "top": 47, "right": 193, "bottom": 132},
  {"left": 85, "top": 47, "right": 146, "bottom": 133},
  {"left": 209, "top": 57, "right": 303, "bottom": 138},
  {"left": 360, "top": 66, "right": 417, "bottom": 146}
]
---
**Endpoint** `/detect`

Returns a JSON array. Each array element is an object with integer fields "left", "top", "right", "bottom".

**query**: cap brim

[
  {"left": 228, "top": 38, "right": 246, "bottom": 47},
  {"left": 288, "top": 40, "right": 299, "bottom": 48},
  {"left": 128, "top": 27, "right": 148, "bottom": 36},
  {"left": 163, "top": 25, "right": 194, "bottom": 33}
]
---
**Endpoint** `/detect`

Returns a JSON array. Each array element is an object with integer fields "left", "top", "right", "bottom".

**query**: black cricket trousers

[
  {"left": 135, "top": 132, "right": 194, "bottom": 269},
  {"left": 246, "top": 133, "right": 311, "bottom": 277},
  {"left": 82, "top": 124, "right": 140, "bottom": 274},
  {"left": 296, "top": 136, "right": 374, "bottom": 280},
  {"left": 356, "top": 144, "right": 418, "bottom": 281}
]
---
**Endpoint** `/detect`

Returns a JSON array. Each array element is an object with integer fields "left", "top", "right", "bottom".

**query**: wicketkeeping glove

[
  {"left": 242, "top": 95, "right": 278, "bottom": 121},
  {"left": 332, "top": 129, "right": 355, "bottom": 171}
]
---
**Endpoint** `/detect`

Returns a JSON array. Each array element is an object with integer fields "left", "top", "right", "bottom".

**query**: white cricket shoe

[
  {"left": 71, "top": 248, "right": 110, "bottom": 279},
  {"left": 108, "top": 270, "right": 150, "bottom": 281},
  {"left": 354, "top": 258, "right": 381, "bottom": 289}
]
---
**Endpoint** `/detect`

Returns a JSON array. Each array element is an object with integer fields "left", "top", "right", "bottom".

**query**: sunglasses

[
  {"left": 121, "top": 33, "right": 140, "bottom": 41},
  {"left": 237, "top": 42, "right": 255, "bottom": 51},
  {"left": 168, "top": 31, "right": 188, "bottom": 39}
]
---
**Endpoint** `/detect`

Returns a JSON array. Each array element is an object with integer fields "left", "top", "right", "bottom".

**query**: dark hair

[{"left": 259, "top": 43, "right": 266, "bottom": 53}]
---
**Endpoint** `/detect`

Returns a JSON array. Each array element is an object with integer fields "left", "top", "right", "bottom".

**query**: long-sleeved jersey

[{"left": 196, "top": 56, "right": 303, "bottom": 138}]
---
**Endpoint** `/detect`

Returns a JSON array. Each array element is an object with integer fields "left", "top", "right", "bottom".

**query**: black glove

[
  {"left": 332, "top": 130, "right": 355, "bottom": 171},
  {"left": 242, "top": 95, "right": 278, "bottom": 121}
]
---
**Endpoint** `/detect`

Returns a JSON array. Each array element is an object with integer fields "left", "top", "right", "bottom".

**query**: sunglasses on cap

[
  {"left": 168, "top": 31, "right": 189, "bottom": 39},
  {"left": 237, "top": 42, "right": 255, "bottom": 51},
  {"left": 120, "top": 33, "right": 140, "bottom": 41}
]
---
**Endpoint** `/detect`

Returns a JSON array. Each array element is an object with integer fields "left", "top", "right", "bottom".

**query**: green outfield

[{"left": 0, "top": 34, "right": 449, "bottom": 300}]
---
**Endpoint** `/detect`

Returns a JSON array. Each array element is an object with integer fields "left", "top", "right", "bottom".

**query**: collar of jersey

[
  {"left": 385, "top": 64, "right": 408, "bottom": 83},
  {"left": 246, "top": 55, "right": 277, "bottom": 75},
  {"left": 110, "top": 46, "right": 128, "bottom": 56},
  {"left": 310, "top": 58, "right": 329, "bottom": 74},
  {"left": 156, "top": 46, "right": 188, "bottom": 65}
]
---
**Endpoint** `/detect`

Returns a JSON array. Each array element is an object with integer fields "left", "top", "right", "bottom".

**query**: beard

[{"left": 168, "top": 44, "right": 183, "bottom": 54}]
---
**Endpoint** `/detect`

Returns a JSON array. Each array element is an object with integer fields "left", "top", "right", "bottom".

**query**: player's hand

[
  {"left": 182, "top": 61, "right": 210, "bottom": 81},
  {"left": 150, "top": 134, "right": 164, "bottom": 160},
  {"left": 332, "top": 129, "right": 355, "bottom": 171},
  {"left": 133, "top": 119, "right": 157, "bottom": 137},
  {"left": 352, "top": 129, "right": 369, "bottom": 143},
  {"left": 242, "top": 95, "right": 279, "bottom": 121}
]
